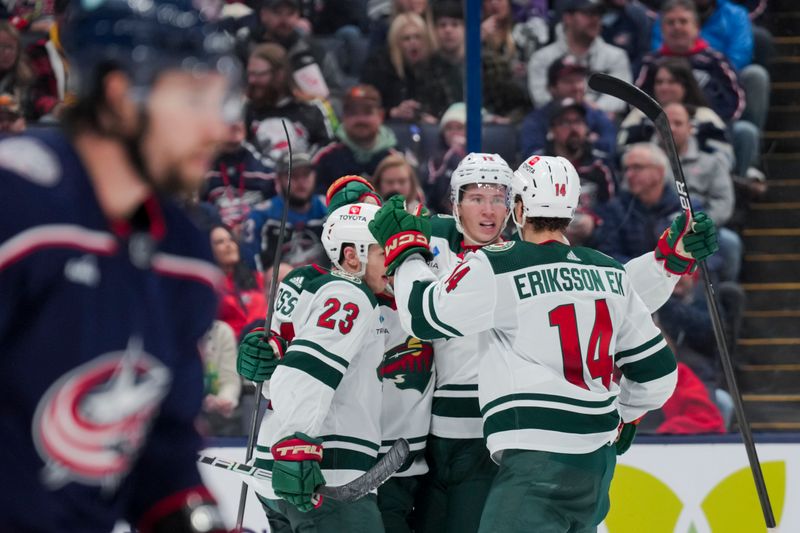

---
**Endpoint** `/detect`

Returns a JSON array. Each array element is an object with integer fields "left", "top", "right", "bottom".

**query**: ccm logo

[
  {"left": 349, "top": 205, "right": 362, "bottom": 214},
  {"left": 386, "top": 233, "right": 428, "bottom": 254},
  {"left": 274, "top": 445, "right": 323, "bottom": 459}
]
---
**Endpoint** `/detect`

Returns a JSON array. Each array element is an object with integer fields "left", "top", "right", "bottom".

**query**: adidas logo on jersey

[
  {"left": 566, "top": 251, "right": 581, "bottom": 262},
  {"left": 287, "top": 276, "right": 304, "bottom": 288}
]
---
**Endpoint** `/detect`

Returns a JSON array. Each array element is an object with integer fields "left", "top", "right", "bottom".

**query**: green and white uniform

[
  {"left": 397, "top": 241, "right": 677, "bottom": 455},
  {"left": 253, "top": 271, "right": 384, "bottom": 497}
]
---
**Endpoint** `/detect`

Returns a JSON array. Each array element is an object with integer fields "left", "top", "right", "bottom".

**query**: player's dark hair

[
  {"left": 61, "top": 62, "right": 118, "bottom": 135},
  {"left": 529, "top": 217, "right": 570, "bottom": 233},
  {"left": 211, "top": 224, "right": 260, "bottom": 291},
  {"left": 660, "top": 0, "right": 699, "bottom": 22}
]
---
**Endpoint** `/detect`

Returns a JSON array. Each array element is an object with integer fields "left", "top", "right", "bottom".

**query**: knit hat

[{"left": 439, "top": 102, "right": 467, "bottom": 131}]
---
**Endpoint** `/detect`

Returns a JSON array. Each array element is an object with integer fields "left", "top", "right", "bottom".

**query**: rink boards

[{"left": 193, "top": 435, "right": 799, "bottom": 533}]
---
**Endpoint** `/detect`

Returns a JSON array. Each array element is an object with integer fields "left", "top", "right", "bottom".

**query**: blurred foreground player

[{"left": 0, "top": 1, "right": 241, "bottom": 531}]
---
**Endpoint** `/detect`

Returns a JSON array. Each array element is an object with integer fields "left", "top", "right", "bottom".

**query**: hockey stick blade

[
  {"left": 588, "top": 73, "right": 662, "bottom": 123},
  {"left": 199, "top": 438, "right": 410, "bottom": 503}
]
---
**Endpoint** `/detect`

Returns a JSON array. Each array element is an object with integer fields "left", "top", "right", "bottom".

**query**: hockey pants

[
  {"left": 258, "top": 493, "right": 384, "bottom": 533},
  {"left": 477, "top": 446, "right": 616, "bottom": 533},
  {"left": 414, "top": 436, "right": 499, "bottom": 533}
]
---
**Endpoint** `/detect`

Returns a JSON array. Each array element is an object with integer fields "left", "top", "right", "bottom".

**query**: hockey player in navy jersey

[
  {"left": 372, "top": 155, "right": 719, "bottom": 533},
  {"left": 0, "top": 1, "right": 241, "bottom": 532}
]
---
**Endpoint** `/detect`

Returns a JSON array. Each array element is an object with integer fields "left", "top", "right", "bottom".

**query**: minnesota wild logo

[{"left": 378, "top": 337, "right": 433, "bottom": 392}]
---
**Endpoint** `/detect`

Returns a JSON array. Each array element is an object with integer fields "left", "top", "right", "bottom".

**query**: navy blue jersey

[{"left": 0, "top": 129, "right": 222, "bottom": 532}]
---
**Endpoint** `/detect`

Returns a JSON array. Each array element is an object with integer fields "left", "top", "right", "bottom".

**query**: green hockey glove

[
  {"left": 655, "top": 210, "right": 719, "bottom": 275},
  {"left": 271, "top": 433, "right": 326, "bottom": 512},
  {"left": 236, "top": 328, "right": 287, "bottom": 383},
  {"left": 369, "top": 195, "right": 433, "bottom": 276},
  {"left": 326, "top": 175, "right": 382, "bottom": 214},
  {"left": 615, "top": 418, "right": 641, "bottom": 455}
]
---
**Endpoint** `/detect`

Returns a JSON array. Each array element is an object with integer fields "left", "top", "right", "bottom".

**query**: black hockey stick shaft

[
  {"left": 588, "top": 73, "right": 776, "bottom": 529},
  {"left": 236, "top": 120, "right": 295, "bottom": 530},
  {"left": 201, "top": 438, "right": 411, "bottom": 503}
]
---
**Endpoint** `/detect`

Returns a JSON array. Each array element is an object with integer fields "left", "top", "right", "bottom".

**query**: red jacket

[
  {"left": 657, "top": 363, "right": 726, "bottom": 435},
  {"left": 216, "top": 272, "right": 267, "bottom": 339}
]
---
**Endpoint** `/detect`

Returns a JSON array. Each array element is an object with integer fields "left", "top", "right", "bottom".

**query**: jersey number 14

[{"left": 549, "top": 299, "right": 613, "bottom": 390}]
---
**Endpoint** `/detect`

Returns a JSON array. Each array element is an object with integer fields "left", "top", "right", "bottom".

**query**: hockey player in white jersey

[
  {"left": 371, "top": 155, "right": 719, "bottom": 532},
  {"left": 395, "top": 152, "right": 713, "bottom": 533},
  {"left": 240, "top": 202, "right": 389, "bottom": 532}
]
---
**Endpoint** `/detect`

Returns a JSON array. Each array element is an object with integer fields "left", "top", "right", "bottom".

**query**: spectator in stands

[
  {"left": 0, "top": 22, "right": 31, "bottom": 114},
  {"left": 658, "top": 273, "right": 744, "bottom": 396},
  {"left": 372, "top": 153, "right": 425, "bottom": 213},
  {"left": 666, "top": 102, "right": 741, "bottom": 281},
  {"left": 619, "top": 57, "right": 735, "bottom": 173},
  {"left": 199, "top": 320, "right": 243, "bottom": 437},
  {"left": 481, "top": 0, "right": 547, "bottom": 82},
  {"left": 527, "top": 0, "right": 631, "bottom": 115},
  {"left": 23, "top": 0, "right": 70, "bottom": 121},
  {"left": 601, "top": 0, "right": 655, "bottom": 71},
  {"left": 425, "top": 102, "right": 468, "bottom": 214},
  {"left": 647, "top": 362, "right": 727, "bottom": 434},
  {"left": 362, "top": 13, "right": 435, "bottom": 122},
  {"left": 636, "top": 0, "right": 744, "bottom": 123},
  {"left": 314, "top": 84, "right": 401, "bottom": 192},
  {"left": 250, "top": 0, "right": 346, "bottom": 92},
  {"left": 538, "top": 99, "right": 617, "bottom": 208},
  {"left": 520, "top": 55, "right": 618, "bottom": 157},
  {"left": 591, "top": 143, "right": 684, "bottom": 262},
  {"left": 202, "top": 119, "right": 277, "bottom": 233},
  {"left": 368, "top": 0, "right": 437, "bottom": 52},
  {"left": 650, "top": 0, "right": 770, "bottom": 131},
  {"left": 415, "top": 1, "right": 464, "bottom": 120},
  {"left": 0, "top": 93, "right": 25, "bottom": 133},
  {"left": 210, "top": 224, "right": 268, "bottom": 339},
  {"left": 244, "top": 43, "right": 334, "bottom": 160},
  {"left": 241, "top": 151, "right": 329, "bottom": 269}
]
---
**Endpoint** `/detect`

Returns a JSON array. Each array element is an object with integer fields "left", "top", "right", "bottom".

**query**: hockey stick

[
  {"left": 200, "top": 438, "right": 410, "bottom": 503},
  {"left": 235, "top": 119, "right": 295, "bottom": 530},
  {"left": 588, "top": 73, "right": 776, "bottom": 530}
]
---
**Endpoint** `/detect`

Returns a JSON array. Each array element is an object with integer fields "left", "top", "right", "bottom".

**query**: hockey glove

[
  {"left": 369, "top": 195, "right": 433, "bottom": 276},
  {"left": 271, "top": 433, "right": 326, "bottom": 512},
  {"left": 615, "top": 418, "right": 641, "bottom": 456},
  {"left": 655, "top": 210, "right": 719, "bottom": 275},
  {"left": 236, "top": 328, "right": 287, "bottom": 383},
  {"left": 326, "top": 175, "right": 383, "bottom": 214}
]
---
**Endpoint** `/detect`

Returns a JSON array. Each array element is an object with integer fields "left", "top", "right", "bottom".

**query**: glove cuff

[
  {"left": 655, "top": 231, "right": 696, "bottom": 276},
  {"left": 272, "top": 434, "right": 324, "bottom": 462},
  {"left": 268, "top": 333, "right": 288, "bottom": 360},
  {"left": 384, "top": 231, "right": 431, "bottom": 267}
]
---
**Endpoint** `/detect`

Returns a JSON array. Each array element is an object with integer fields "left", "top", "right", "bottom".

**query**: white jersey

[
  {"left": 254, "top": 271, "right": 383, "bottom": 496},
  {"left": 377, "top": 296, "right": 435, "bottom": 477},
  {"left": 395, "top": 240, "right": 678, "bottom": 458},
  {"left": 422, "top": 216, "right": 679, "bottom": 440}
]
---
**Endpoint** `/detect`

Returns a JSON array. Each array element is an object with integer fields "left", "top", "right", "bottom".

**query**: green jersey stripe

[
  {"left": 438, "top": 384, "right": 479, "bottom": 391},
  {"left": 619, "top": 345, "right": 677, "bottom": 383},
  {"left": 254, "top": 458, "right": 274, "bottom": 471},
  {"left": 381, "top": 435, "right": 428, "bottom": 446},
  {"left": 615, "top": 334, "right": 663, "bottom": 361},
  {"left": 291, "top": 339, "right": 350, "bottom": 368},
  {"left": 480, "top": 392, "right": 617, "bottom": 416},
  {"left": 426, "top": 284, "right": 463, "bottom": 337},
  {"left": 408, "top": 281, "right": 449, "bottom": 340},
  {"left": 282, "top": 350, "right": 344, "bottom": 389},
  {"left": 483, "top": 405, "right": 620, "bottom": 437},
  {"left": 321, "top": 447, "right": 377, "bottom": 472},
  {"left": 432, "top": 395, "right": 482, "bottom": 418},
  {"left": 319, "top": 434, "right": 381, "bottom": 451}
]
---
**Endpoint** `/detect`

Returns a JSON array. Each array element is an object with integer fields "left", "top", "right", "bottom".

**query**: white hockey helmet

[
  {"left": 511, "top": 155, "right": 581, "bottom": 232},
  {"left": 321, "top": 202, "right": 380, "bottom": 277},
  {"left": 450, "top": 152, "right": 514, "bottom": 240}
]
